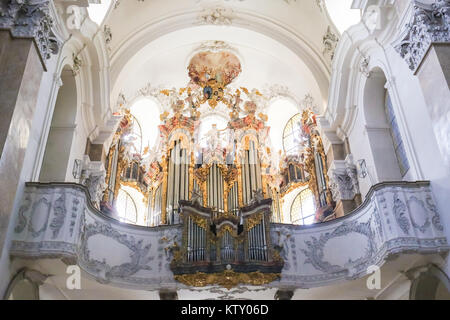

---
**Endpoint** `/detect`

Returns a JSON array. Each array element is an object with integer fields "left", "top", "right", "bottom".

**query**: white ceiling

[{"left": 112, "top": 25, "right": 324, "bottom": 115}]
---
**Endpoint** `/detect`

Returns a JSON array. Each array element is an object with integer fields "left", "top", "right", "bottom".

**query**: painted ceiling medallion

[{"left": 188, "top": 51, "right": 242, "bottom": 109}]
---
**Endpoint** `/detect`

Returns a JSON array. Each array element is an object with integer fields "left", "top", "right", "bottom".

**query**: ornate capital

[
  {"left": 328, "top": 157, "right": 360, "bottom": 202},
  {"left": 0, "top": 0, "right": 59, "bottom": 65},
  {"left": 394, "top": 0, "right": 450, "bottom": 72},
  {"left": 329, "top": 170, "right": 355, "bottom": 202},
  {"left": 80, "top": 158, "right": 107, "bottom": 208}
]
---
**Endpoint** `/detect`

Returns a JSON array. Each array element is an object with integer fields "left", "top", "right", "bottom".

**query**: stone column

[
  {"left": 0, "top": 0, "right": 59, "bottom": 256},
  {"left": 395, "top": 0, "right": 450, "bottom": 170}
]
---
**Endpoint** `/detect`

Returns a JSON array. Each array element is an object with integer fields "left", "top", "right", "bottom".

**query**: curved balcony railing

[{"left": 10, "top": 181, "right": 448, "bottom": 290}]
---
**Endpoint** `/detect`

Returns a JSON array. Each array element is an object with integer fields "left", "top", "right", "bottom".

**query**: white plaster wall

[
  {"left": 0, "top": 5, "right": 112, "bottom": 295},
  {"left": 325, "top": 1, "right": 450, "bottom": 278},
  {"left": 0, "top": 52, "right": 60, "bottom": 294}
]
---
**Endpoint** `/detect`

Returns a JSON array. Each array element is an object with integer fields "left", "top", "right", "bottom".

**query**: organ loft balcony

[{"left": 10, "top": 180, "right": 448, "bottom": 297}]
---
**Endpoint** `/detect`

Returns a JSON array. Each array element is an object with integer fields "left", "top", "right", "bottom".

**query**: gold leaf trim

[{"left": 174, "top": 270, "right": 280, "bottom": 290}]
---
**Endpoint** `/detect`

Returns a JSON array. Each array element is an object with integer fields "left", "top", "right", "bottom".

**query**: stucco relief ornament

[
  {"left": 301, "top": 220, "right": 376, "bottom": 274},
  {"left": 301, "top": 93, "right": 320, "bottom": 114},
  {"left": 195, "top": 40, "right": 234, "bottom": 53},
  {"left": 392, "top": 193, "right": 411, "bottom": 235},
  {"left": 359, "top": 56, "right": 372, "bottom": 78},
  {"left": 425, "top": 194, "right": 444, "bottom": 231},
  {"left": 346, "top": 155, "right": 360, "bottom": 195},
  {"left": 249, "top": 189, "right": 264, "bottom": 205},
  {"left": 49, "top": 192, "right": 67, "bottom": 239},
  {"left": 198, "top": 6, "right": 234, "bottom": 26},
  {"left": 394, "top": 0, "right": 450, "bottom": 72},
  {"left": 190, "top": 185, "right": 203, "bottom": 206},
  {"left": 329, "top": 170, "right": 355, "bottom": 202},
  {"left": 79, "top": 222, "right": 154, "bottom": 281},
  {"left": 0, "top": 0, "right": 59, "bottom": 63},
  {"left": 15, "top": 195, "right": 32, "bottom": 234},
  {"left": 83, "top": 171, "right": 107, "bottom": 208},
  {"left": 103, "top": 24, "right": 112, "bottom": 51},
  {"left": 72, "top": 53, "right": 82, "bottom": 76},
  {"left": 322, "top": 26, "right": 339, "bottom": 60},
  {"left": 273, "top": 228, "right": 292, "bottom": 271}
]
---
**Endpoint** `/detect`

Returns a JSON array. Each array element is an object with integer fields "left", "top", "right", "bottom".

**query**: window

[
  {"left": 116, "top": 189, "right": 138, "bottom": 224},
  {"left": 282, "top": 114, "right": 303, "bottom": 155},
  {"left": 385, "top": 93, "right": 410, "bottom": 177},
  {"left": 290, "top": 188, "right": 316, "bottom": 225},
  {"left": 128, "top": 98, "right": 161, "bottom": 155}
]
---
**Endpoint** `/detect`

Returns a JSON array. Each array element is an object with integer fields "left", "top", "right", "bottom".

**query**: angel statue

[
  {"left": 249, "top": 188, "right": 265, "bottom": 205},
  {"left": 203, "top": 124, "right": 228, "bottom": 151},
  {"left": 190, "top": 185, "right": 202, "bottom": 206}
]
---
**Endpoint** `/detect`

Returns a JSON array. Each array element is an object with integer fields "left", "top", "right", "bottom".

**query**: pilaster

[{"left": 395, "top": 0, "right": 450, "bottom": 171}]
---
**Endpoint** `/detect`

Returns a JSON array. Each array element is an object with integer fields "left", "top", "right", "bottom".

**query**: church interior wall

[
  {"left": 326, "top": 0, "right": 450, "bottom": 279},
  {"left": 1, "top": 0, "right": 449, "bottom": 299}
]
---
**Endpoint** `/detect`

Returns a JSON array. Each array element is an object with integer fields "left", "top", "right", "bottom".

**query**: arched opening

[
  {"left": 362, "top": 68, "right": 410, "bottom": 182},
  {"left": 39, "top": 66, "right": 78, "bottom": 182},
  {"left": 410, "top": 265, "right": 450, "bottom": 300},
  {"left": 3, "top": 269, "right": 41, "bottom": 300}
]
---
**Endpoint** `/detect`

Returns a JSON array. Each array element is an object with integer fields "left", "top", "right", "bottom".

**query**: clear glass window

[
  {"left": 290, "top": 188, "right": 316, "bottom": 225},
  {"left": 283, "top": 114, "right": 303, "bottom": 155},
  {"left": 385, "top": 93, "right": 410, "bottom": 177}
]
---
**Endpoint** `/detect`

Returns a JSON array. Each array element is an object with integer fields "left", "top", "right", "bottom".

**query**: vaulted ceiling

[{"left": 94, "top": 0, "right": 343, "bottom": 114}]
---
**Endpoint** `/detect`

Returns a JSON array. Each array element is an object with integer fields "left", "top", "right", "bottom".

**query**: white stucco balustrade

[{"left": 10, "top": 181, "right": 448, "bottom": 290}]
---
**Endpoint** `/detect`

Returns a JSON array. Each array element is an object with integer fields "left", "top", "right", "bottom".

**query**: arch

[
  {"left": 3, "top": 268, "right": 40, "bottom": 300},
  {"left": 39, "top": 65, "right": 79, "bottom": 182},
  {"left": 361, "top": 67, "right": 409, "bottom": 182},
  {"left": 168, "top": 130, "right": 191, "bottom": 150},
  {"left": 410, "top": 265, "right": 450, "bottom": 300},
  {"left": 109, "top": 11, "right": 330, "bottom": 106}
]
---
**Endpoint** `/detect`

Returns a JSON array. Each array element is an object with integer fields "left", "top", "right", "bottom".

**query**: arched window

[
  {"left": 267, "top": 98, "right": 299, "bottom": 154},
  {"left": 283, "top": 114, "right": 303, "bottom": 155},
  {"left": 116, "top": 189, "right": 138, "bottom": 224},
  {"left": 385, "top": 93, "right": 410, "bottom": 177},
  {"left": 128, "top": 98, "right": 161, "bottom": 154},
  {"left": 290, "top": 188, "right": 316, "bottom": 225}
]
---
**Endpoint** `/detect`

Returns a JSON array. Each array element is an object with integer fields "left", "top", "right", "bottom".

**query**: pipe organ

[
  {"left": 240, "top": 140, "right": 263, "bottom": 205},
  {"left": 207, "top": 164, "right": 224, "bottom": 212},
  {"left": 102, "top": 103, "right": 336, "bottom": 290},
  {"left": 103, "top": 106, "right": 333, "bottom": 224},
  {"left": 101, "top": 46, "right": 335, "bottom": 231},
  {"left": 170, "top": 198, "right": 283, "bottom": 285},
  {"left": 166, "top": 140, "right": 190, "bottom": 225},
  {"left": 99, "top": 49, "right": 336, "bottom": 288}
]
